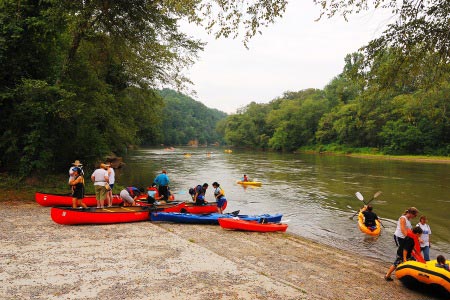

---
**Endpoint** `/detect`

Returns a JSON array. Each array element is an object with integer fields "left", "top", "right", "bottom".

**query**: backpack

[{"left": 189, "top": 185, "right": 202, "bottom": 196}]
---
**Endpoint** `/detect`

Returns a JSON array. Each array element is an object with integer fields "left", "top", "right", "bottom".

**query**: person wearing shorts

[
  {"left": 120, "top": 187, "right": 143, "bottom": 206},
  {"left": 212, "top": 182, "right": 227, "bottom": 214}
]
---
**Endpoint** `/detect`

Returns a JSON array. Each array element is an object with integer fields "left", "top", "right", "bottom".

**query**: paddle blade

[
  {"left": 355, "top": 192, "right": 364, "bottom": 201},
  {"left": 373, "top": 191, "right": 382, "bottom": 199}
]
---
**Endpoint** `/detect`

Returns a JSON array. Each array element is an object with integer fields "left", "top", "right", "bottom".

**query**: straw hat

[{"left": 71, "top": 160, "right": 82, "bottom": 166}]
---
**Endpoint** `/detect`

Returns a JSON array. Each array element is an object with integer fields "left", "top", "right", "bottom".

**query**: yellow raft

[
  {"left": 396, "top": 260, "right": 450, "bottom": 297},
  {"left": 237, "top": 181, "right": 262, "bottom": 187},
  {"left": 357, "top": 210, "right": 381, "bottom": 236}
]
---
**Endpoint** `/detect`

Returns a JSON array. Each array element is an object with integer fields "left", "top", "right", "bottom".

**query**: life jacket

[
  {"left": 406, "top": 229, "right": 425, "bottom": 263},
  {"left": 214, "top": 186, "right": 225, "bottom": 198},
  {"left": 126, "top": 187, "right": 139, "bottom": 198},
  {"left": 147, "top": 186, "right": 160, "bottom": 198}
]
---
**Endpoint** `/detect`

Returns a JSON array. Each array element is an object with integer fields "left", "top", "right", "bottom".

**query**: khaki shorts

[{"left": 95, "top": 185, "right": 107, "bottom": 201}]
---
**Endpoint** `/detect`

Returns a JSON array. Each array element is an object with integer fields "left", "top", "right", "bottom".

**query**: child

[
  {"left": 436, "top": 255, "right": 450, "bottom": 271},
  {"left": 385, "top": 226, "right": 423, "bottom": 281},
  {"left": 416, "top": 215, "right": 432, "bottom": 261}
]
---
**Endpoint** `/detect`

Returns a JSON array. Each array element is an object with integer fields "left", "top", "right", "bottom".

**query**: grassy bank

[{"left": 298, "top": 145, "right": 450, "bottom": 164}]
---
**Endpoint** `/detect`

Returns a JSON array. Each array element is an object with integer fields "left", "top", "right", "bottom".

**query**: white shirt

[
  {"left": 394, "top": 215, "right": 412, "bottom": 238},
  {"left": 68, "top": 166, "right": 76, "bottom": 184},
  {"left": 416, "top": 223, "right": 431, "bottom": 247},
  {"left": 91, "top": 168, "right": 109, "bottom": 186},
  {"left": 108, "top": 167, "right": 115, "bottom": 184}
]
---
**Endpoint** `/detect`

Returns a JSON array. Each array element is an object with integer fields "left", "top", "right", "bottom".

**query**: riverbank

[
  {"left": 1, "top": 200, "right": 443, "bottom": 300},
  {"left": 299, "top": 150, "right": 450, "bottom": 164}
]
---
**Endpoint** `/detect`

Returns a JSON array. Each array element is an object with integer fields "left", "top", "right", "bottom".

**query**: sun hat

[{"left": 72, "top": 160, "right": 82, "bottom": 166}]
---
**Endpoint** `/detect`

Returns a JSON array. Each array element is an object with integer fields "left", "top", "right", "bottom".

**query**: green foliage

[
  {"left": 314, "top": 0, "right": 450, "bottom": 83},
  {"left": 2, "top": 0, "right": 285, "bottom": 176},
  {"left": 222, "top": 49, "right": 449, "bottom": 155},
  {"left": 156, "top": 89, "right": 227, "bottom": 146}
]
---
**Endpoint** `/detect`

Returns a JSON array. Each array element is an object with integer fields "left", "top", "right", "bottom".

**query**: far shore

[{"left": 299, "top": 150, "right": 450, "bottom": 164}]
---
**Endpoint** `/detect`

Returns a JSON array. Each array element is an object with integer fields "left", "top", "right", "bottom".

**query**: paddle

[{"left": 349, "top": 191, "right": 382, "bottom": 220}]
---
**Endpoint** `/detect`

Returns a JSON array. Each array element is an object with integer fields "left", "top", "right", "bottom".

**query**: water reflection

[{"left": 119, "top": 147, "right": 450, "bottom": 262}]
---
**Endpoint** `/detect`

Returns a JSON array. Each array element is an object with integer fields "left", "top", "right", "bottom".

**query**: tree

[
  {"left": 314, "top": 0, "right": 450, "bottom": 82},
  {"left": 0, "top": 0, "right": 288, "bottom": 175}
]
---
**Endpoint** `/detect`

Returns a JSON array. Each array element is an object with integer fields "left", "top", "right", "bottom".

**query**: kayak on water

[
  {"left": 357, "top": 209, "right": 381, "bottom": 236},
  {"left": 236, "top": 181, "right": 262, "bottom": 186}
]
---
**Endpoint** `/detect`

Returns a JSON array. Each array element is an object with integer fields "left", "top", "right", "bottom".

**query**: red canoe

[
  {"left": 51, "top": 202, "right": 185, "bottom": 225},
  {"left": 218, "top": 218, "right": 288, "bottom": 232},
  {"left": 35, "top": 192, "right": 123, "bottom": 207}
]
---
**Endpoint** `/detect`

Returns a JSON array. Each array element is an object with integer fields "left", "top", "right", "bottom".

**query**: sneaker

[{"left": 384, "top": 276, "right": 393, "bottom": 281}]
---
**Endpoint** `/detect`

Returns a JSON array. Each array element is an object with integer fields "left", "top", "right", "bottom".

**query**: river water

[{"left": 119, "top": 147, "right": 450, "bottom": 263}]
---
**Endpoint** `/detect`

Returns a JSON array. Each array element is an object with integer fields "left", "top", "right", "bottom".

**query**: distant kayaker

[
  {"left": 361, "top": 205, "right": 381, "bottom": 231},
  {"left": 91, "top": 163, "right": 109, "bottom": 208},
  {"left": 154, "top": 170, "right": 170, "bottom": 201},
  {"left": 385, "top": 226, "right": 423, "bottom": 281},
  {"left": 416, "top": 215, "right": 432, "bottom": 261},
  {"left": 120, "top": 187, "right": 144, "bottom": 206},
  {"left": 212, "top": 182, "right": 227, "bottom": 214},
  {"left": 243, "top": 174, "right": 249, "bottom": 182},
  {"left": 69, "top": 167, "right": 87, "bottom": 209}
]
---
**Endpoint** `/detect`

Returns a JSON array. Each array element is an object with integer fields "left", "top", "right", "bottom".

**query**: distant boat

[{"left": 224, "top": 149, "right": 232, "bottom": 153}]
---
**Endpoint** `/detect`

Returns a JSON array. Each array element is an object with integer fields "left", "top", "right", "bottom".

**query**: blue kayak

[{"left": 149, "top": 212, "right": 283, "bottom": 224}]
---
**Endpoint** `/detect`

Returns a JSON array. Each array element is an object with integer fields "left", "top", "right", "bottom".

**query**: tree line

[
  {"left": 0, "top": 0, "right": 282, "bottom": 176},
  {"left": 219, "top": 50, "right": 449, "bottom": 155}
]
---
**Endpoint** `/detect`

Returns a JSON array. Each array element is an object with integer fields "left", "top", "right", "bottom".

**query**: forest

[
  {"left": 1, "top": 0, "right": 448, "bottom": 177},
  {"left": 219, "top": 51, "right": 449, "bottom": 155}
]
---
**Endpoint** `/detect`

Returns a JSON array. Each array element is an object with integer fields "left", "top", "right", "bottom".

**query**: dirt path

[{"left": 0, "top": 202, "right": 442, "bottom": 300}]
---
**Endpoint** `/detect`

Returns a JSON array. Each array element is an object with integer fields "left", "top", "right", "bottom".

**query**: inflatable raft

[
  {"left": 357, "top": 210, "right": 381, "bottom": 236},
  {"left": 396, "top": 259, "right": 450, "bottom": 298}
]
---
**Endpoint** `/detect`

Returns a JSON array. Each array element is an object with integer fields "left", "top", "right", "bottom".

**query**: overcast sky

[{"left": 181, "top": 2, "right": 392, "bottom": 114}]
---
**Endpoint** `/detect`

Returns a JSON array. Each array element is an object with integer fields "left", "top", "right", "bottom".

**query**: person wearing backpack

[{"left": 189, "top": 183, "right": 208, "bottom": 205}]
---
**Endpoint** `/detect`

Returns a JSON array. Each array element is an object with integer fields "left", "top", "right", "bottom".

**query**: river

[{"left": 118, "top": 147, "right": 450, "bottom": 263}]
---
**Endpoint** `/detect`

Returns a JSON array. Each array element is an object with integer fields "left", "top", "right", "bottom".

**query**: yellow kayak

[
  {"left": 357, "top": 210, "right": 381, "bottom": 236},
  {"left": 237, "top": 181, "right": 262, "bottom": 187}
]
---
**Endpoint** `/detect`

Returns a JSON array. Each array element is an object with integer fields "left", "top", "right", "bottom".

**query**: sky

[{"left": 181, "top": 2, "right": 393, "bottom": 114}]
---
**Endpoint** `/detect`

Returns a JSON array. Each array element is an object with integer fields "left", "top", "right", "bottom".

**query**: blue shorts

[{"left": 217, "top": 197, "right": 227, "bottom": 208}]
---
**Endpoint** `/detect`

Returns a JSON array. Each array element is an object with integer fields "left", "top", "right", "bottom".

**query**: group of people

[
  {"left": 68, "top": 162, "right": 228, "bottom": 214},
  {"left": 188, "top": 181, "right": 227, "bottom": 213},
  {"left": 69, "top": 160, "right": 116, "bottom": 208},
  {"left": 360, "top": 204, "right": 448, "bottom": 280},
  {"left": 379, "top": 207, "right": 449, "bottom": 280}
]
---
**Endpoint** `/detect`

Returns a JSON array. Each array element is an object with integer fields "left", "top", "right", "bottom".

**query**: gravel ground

[{"left": 0, "top": 202, "right": 443, "bottom": 300}]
